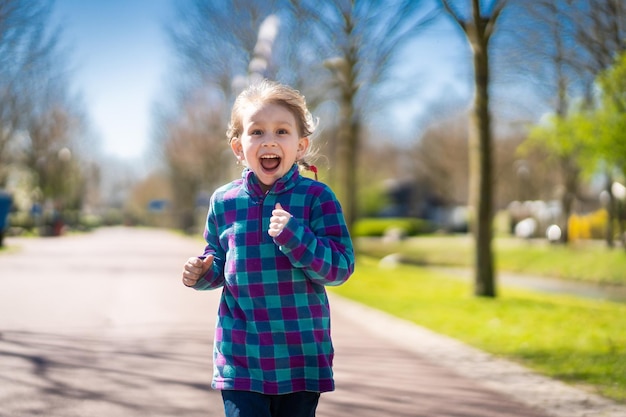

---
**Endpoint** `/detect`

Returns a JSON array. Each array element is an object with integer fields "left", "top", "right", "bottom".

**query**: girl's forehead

[{"left": 242, "top": 102, "right": 296, "bottom": 124}]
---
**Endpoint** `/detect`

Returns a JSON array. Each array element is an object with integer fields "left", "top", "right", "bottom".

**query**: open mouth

[{"left": 260, "top": 154, "right": 281, "bottom": 171}]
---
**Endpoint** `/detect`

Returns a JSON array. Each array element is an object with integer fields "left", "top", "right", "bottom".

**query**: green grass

[
  {"left": 496, "top": 240, "right": 626, "bottom": 284},
  {"left": 331, "top": 256, "right": 626, "bottom": 403},
  {"left": 357, "top": 236, "right": 626, "bottom": 285},
  {"left": 353, "top": 217, "right": 432, "bottom": 237}
]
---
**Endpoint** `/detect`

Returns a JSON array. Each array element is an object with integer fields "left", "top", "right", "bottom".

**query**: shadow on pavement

[{"left": 0, "top": 327, "right": 223, "bottom": 417}]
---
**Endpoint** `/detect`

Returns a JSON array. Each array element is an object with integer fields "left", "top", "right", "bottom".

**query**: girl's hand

[
  {"left": 182, "top": 255, "right": 214, "bottom": 287},
  {"left": 269, "top": 203, "right": 291, "bottom": 237}
]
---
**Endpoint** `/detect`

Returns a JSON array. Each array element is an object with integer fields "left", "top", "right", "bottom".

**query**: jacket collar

[{"left": 242, "top": 164, "right": 300, "bottom": 198}]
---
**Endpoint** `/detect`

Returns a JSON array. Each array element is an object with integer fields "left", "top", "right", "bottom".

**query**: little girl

[{"left": 182, "top": 79, "right": 355, "bottom": 417}]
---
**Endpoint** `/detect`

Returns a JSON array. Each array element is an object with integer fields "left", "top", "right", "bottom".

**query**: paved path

[
  {"left": 0, "top": 228, "right": 624, "bottom": 417},
  {"left": 427, "top": 266, "right": 626, "bottom": 304}
]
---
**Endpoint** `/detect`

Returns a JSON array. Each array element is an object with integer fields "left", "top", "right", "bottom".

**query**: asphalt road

[
  {"left": 0, "top": 228, "right": 220, "bottom": 417},
  {"left": 1, "top": 227, "right": 622, "bottom": 417}
]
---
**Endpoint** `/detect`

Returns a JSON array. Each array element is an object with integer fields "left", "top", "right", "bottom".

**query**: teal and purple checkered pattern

[{"left": 194, "top": 164, "right": 355, "bottom": 395}]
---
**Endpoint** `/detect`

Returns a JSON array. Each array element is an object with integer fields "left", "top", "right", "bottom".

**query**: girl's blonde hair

[{"left": 227, "top": 79, "right": 318, "bottom": 171}]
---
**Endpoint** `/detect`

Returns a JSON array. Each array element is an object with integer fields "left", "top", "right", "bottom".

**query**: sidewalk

[
  {"left": 428, "top": 266, "right": 626, "bottom": 304},
  {"left": 1, "top": 228, "right": 625, "bottom": 417}
]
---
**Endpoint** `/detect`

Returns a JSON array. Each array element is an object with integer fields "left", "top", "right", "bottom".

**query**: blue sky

[
  {"left": 51, "top": 1, "right": 471, "bottom": 160},
  {"left": 52, "top": 0, "right": 174, "bottom": 160}
]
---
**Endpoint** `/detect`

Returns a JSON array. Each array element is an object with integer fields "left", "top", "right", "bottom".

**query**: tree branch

[
  {"left": 440, "top": 0, "right": 467, "bottom": 32},
  {"left": 484, "top": 0, "right": 509, "bottom": 40}
]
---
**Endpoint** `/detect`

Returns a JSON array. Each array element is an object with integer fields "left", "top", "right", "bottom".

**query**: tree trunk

[
  {"left": 470, "top": 25, "right": 496, "bottom": 298},
  {"left": 559, "top": 156, "right": 579, "bottom": 243},
  {"left": 346, "top": 117, "right": 359, "bottom": 234},
  {"left": 619, "top": 200, "right": 626, "bottom": 251},
  {"left": 604, "top": 175, "right": 615, "bottom": 248},
  {"left": 333, "top": 42, "right": 360, "bottom": 234},
  {"left": 336, "top": 95, "right": 359, "bottom": 234},
  {"left": 441, "top": 0, "right": 507, "bottom": 298}
]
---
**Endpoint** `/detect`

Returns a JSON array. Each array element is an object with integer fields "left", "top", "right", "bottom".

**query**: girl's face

[{"left": 231, "top": 102, "right": 309, "bottom": 191}]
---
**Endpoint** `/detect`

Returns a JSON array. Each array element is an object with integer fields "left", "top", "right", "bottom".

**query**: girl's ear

[
  {"left": 297, "top": 137, "right": 310, "bottom": 159},
  {"left": 230, "top": 138, "right": 244, "bottom": 162}
]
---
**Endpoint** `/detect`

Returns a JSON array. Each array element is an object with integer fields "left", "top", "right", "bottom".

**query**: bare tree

[
  {"left": 160, "top": 0, "right": 294, "bottom": 232},
  {"left": 167, "top": 0, "right": 288, "bottom": 105},
  {"left": 21, "top": 50, "right": 89, "bottom": 231},
  {"left": 290, "top": 0, "right": 439, "bottom": 232},
  {"left": 159, "top": 96, "right": 229, "bottom": 232},
  {"left": 126, "top": 172, "right": 173, "bottom": 228},
  {"left": 441, "top": 0, "right": 509, "bottom": 297},
  {"left": 411, "top": 113, "right": 470, "bottom": 208},
  {"left": 162, "top": 0, "right": 444, "bottom": 235},
  {"left": 0, "top": 0, "right": 90, "bottom": 236},
  {"left": 0, "top": 0, "right": 63, "bottom": 187},
  {"left": 571, "top": 0, "right": 626, "bottom": 83},
  {"left": 411, "top": 113, "right": 540, "bottom": 229}
]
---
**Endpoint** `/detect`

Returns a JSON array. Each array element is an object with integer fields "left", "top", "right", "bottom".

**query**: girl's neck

[{"left": 260, "top": 183, "right": 272, "bottom": 193}]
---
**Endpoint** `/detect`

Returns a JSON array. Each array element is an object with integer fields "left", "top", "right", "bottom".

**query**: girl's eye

[
  {"left": 251, "top": 129, "right": 263, "bottom": 135},
  {"left": 277, "top": 129, "right": 288, "bottom": 135}
]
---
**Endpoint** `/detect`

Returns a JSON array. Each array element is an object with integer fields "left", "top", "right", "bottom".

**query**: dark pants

[{"left": 221, "top": 390, "right": 320, "bottom": 417}]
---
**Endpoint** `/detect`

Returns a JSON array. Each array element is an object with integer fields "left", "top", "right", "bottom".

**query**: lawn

[
  {"left": 330, "top": 255, "right": 626, "bottom": 403},
  {"left": 356, "top": 235, "right": 626, "bottom": 285}
]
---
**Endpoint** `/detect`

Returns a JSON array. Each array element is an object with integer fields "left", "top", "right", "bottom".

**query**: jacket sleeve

[
  {"left": 192, "top": 198, "right": 226, "bottom": 291},
  {"left": 273, "top": 187, "right": 355, "bottom": 286}
]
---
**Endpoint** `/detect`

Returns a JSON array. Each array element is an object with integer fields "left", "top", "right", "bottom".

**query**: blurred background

[{"left": 1, "top": 0, "right": 625, "bottom": 250}]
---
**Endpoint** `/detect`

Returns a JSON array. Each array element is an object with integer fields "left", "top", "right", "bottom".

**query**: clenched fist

[
  {"left": 182, "top": 255, "right": 214, "bottom": 287},
  {"left": 269, "top": 203, "right": 291, "bottom": 238}
]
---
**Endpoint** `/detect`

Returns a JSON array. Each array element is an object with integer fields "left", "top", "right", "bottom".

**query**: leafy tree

[
  {"left": 515, "top": 0, "right": 625, "bottom": 244},
  {"left": 593, "top": 52, "right": 626, "bottom": 248},
  {"left": 523, "top": 112, "right": 590, "bottom": 229},
  {"left": 569, "top": 0, "right": 626, "bottom": 246},
  {"left": 524, "top": 52, "right": 626, "bottom": 248},
  {"left": 596, "top": 53, "right": 626, "bottom": 173}
]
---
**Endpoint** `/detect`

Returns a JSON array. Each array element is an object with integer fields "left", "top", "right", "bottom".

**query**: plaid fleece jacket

[{"left": 194, "top": 164, "right": 355, "bottom": 395}]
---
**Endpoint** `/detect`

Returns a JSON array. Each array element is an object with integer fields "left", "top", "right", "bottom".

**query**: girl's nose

[{"left": 262, "top": 136, "right": 278, "bottom": 146}]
